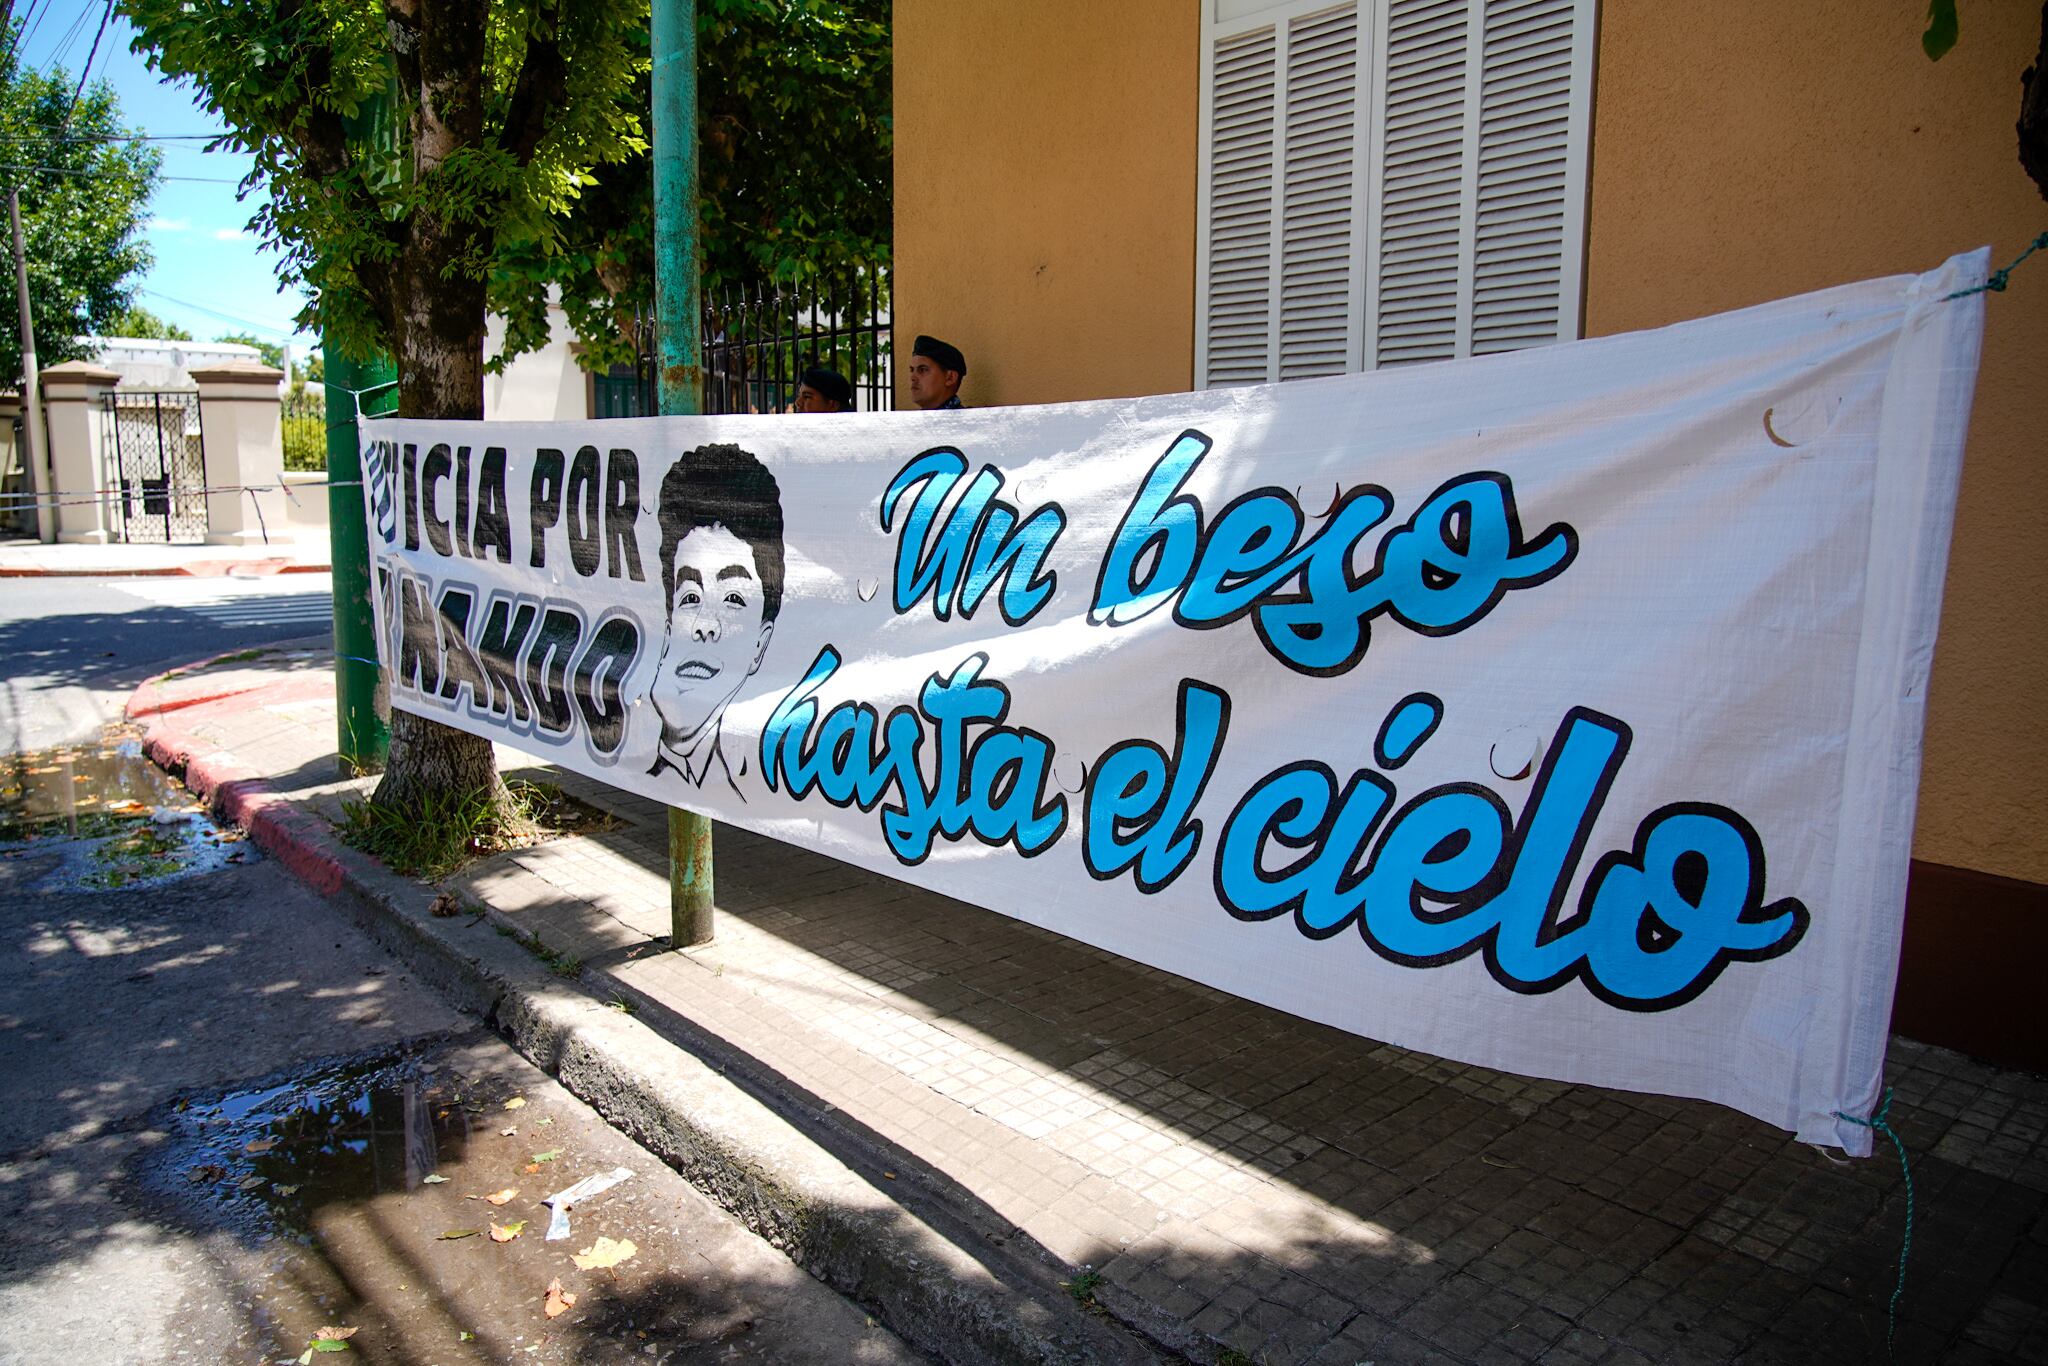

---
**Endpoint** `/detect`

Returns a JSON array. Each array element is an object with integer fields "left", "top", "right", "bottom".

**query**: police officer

[
  {"left": 792, "top": 365, "right": 854, "bottom": 413},
  {"left": 907, "top": 335, "right": 967, "bottom": 410}
]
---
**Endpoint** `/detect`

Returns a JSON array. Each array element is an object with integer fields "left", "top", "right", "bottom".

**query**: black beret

[
  {"left": 912, "top": 334, "right": 967, "bottom": 377},
  {"left": 798, "top": 365, "right": 853, "bottom": 407}
]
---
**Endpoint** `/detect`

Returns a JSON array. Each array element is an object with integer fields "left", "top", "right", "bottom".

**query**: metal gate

[{"left": 104, "top": 390, "right": 207, "bottom": 543}]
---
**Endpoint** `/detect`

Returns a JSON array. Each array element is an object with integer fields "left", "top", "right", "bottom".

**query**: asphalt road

[
  {"left": 0, "top": 572, "right": 336, "bottom": 754},
  {"left": 0, "top": 850, "right": 919, "bottom": 1364}
]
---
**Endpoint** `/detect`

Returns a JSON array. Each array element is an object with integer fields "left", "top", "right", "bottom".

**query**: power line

[
  {"left": 68, "top": 0, "right": 112, "bottom": 109},
  {"left": 0, "top": 129, "right": 230, "bottom": 142},
  {"left": 0, "top": 160, "right": 242, "bottom": 183},
  {"left": 38, "top": 4, "right": 87, "bottom": 76},
  {"left": 138, "top": 287, "right": 304, "bottom": 341},
  {"left": 0, "top": 0, "right": 47, "bottom": 74},
  {"left": 14, "top": 0, "right": 50, "bottom": 68},
  {"left": 7, "top": 118, "right": 233, "bottom": 140}
]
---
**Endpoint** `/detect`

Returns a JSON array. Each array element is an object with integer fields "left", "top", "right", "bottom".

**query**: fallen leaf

[
  {"left": 186, "top": 1164, "right": 226, "bottom": 1184},
  {"left": 504, "top": 1097, "right": 526, "bottom": 1110},
  {"left": 308, "top": 1340, "right": 351, "bottom": 1355},
  {"left": 275, "top": 1184, "right": 300, "bottom": 1196},
  {"left": 314, "top": 1327, "right": 358, "bottom": 1342},
  {"left": 543, "top": 1278, "right": 577, "bottom": 1318},
  {"left": 536, "top": 1116, "right": 553, "bottom": 1127},
  {"left": 469, "top": 1187, "right": 519, "bottom": 1205},
  {"left": 429, "top": 892, "right": 460, "bottom": 917},
  {"left": 244, "top": 1137, "right": 277, "bottom": 1154},
  {"left": 571, "top": 1236, "right": 638, "bottom": 1271},
  {"left": 438, "top": 1228, "right": 481, "bottom": 1240},
  {"left": 532, "top": 1148, "right": 562, "bottom": 1163},
  {"left": 460, "top": 1331, "right": 475, "bottom": 1341},
  {"left": 522, "top": 1163, "right": 539, "bottom": 1174},
  {"left": 237, "top": 1175, "right": 267, "bottom": 1191},
  {"left": 422, "top": 1173, "right": 449, "bottom": 1184},
  {"left": 489, "top": 1220, "right": 526, "bottom": 1242},
  {"left": 499, "top": 1126, "right": 518, "bottom": 1137}
]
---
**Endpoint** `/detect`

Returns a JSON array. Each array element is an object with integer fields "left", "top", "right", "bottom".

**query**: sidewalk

[
  {"left": 0, "top": 534, "right": 329, "bottom": 577},
  {"left": 127, "top": 646, "right": 2048, "bottom": 1366}
]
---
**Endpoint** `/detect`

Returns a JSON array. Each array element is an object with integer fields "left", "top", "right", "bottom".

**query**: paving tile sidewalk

[{"left": 132, "top": 648, "right": 2048, "bottom": 1365}]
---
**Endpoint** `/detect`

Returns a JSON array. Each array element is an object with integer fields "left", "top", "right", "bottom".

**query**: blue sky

[{"left": 16, "top": 2, "right": 317, "bottom": 355}]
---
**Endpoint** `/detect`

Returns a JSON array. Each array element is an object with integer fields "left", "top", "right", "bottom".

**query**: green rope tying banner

[
  {"left": 1836, "top": 1087, "right": 1915, "bottom": 1361},
  {"left": 1945, "top": 230, "right": 2048, "bottom": 300}
]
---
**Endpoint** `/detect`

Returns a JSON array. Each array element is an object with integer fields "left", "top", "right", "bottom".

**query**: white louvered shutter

[
  {"left": 1368, "top": 0, "right": 1469, "bottom": 367},
  {"left": 1277, "top": 5, "right": 1361, "bottom": 380},
  {"left": 1470, "top": 0, "right": 1586, "bottom": 354},
  {"left": 1197, "top": 0, "right": 1594, "bottom": 386},
  {"left": 1203, "top": 27, "right": 1279, "bottom": 387}
]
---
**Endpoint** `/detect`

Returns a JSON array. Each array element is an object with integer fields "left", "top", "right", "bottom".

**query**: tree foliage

[
  {"left": 106, "top": 305, "right": 191, "bottom": 340},
  {"left": 124, "top": 0, "right": 651, "bottom": 389},
  {"left": 124, "top": 1, "right": 888, "bottom": 382},
  {"left": 0, "top": 25, "right": 162, "bottom": 385},
  {"left": 524, "top": 0, "right": 892, "bottom": 372}
]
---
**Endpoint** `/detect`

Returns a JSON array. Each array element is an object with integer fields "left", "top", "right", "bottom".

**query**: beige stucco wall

[
  {"left": 895, "top": 0, "right": 2047, "bottom": 883},
  {"left": 893, "top": 0, "right": 1199, "bottom": 407},
  {"left": 1584, "top": 1, "right": 2048, "bottom": 883}
]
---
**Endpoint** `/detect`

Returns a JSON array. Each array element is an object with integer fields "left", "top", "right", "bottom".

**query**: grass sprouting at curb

[{"left": 495, "top": 923, "right": 583, "bottom": 980}]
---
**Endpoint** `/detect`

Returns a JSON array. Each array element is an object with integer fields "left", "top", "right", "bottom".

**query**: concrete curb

[
  {"left": 0, "top": 559, "right": 329, "bottom": 579},
  {"left": 129, "top": 666, "right": 1157, "bottom": 1366}
]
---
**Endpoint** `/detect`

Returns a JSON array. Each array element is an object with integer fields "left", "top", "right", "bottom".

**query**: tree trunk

[
  {"left": 2022, "top": 2, "right": 2048, "bottom": 201},
  {"left": 370, "top": 0, "right": 506, "bottom": 815}
]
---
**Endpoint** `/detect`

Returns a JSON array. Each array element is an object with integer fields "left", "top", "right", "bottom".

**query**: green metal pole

[
  {"left": 325, "top": 343, "right": 397, "bottom": 773},
  {"left": 653, "top": 0, "right": 714, "bottom": 947},
  {"left": 327, "top": 84, "right": 399, "bottom": 775}
]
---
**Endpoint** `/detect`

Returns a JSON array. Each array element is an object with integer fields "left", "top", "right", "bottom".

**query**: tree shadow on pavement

[{"left": 519, "top": 799, "right": 2048, "bottom": 1366}]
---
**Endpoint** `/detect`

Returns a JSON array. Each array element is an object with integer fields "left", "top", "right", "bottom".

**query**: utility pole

[
  {"left": 325, "top": 88, "right": 398, "bottom": 773},
  {"left": 8, "top": 186, "right": 52, "bottom": 542},
  {"left": 325, "top": 344, "right": 396, "bottom": 771},
  {"left": 653, "top": 0, "right": 714, "bottom": 948}
]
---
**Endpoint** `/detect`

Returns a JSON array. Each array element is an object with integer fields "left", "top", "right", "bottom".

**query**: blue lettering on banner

[
  {"left": 1083, "top": 680, "right": 1231, "bottom": 893},
  {"left": 881, "top": 448, "right": 1066, "bottom": 625},
  {"left": 1211, "top": 703, "right": 1809, "bottom": 1011},
  {"left": 1088, "top": 429, "right": 1578, "bottom": 676},
  {"left": 760, "top": 645, "right": 1069, "bottom": 865}
]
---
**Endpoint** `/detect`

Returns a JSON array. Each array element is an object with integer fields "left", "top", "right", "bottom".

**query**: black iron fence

[
  {"left": 281, "top": 387, "right": 326, "bottom": 471},
  {"left": 104, "top": 389, "right": 207, "bottom": 544},
  {"left": 595, "top": 266, "right": 894, "bottom": 418}
]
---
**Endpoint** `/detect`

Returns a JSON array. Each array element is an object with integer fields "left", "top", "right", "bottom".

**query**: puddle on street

[
  {"left": 140, "top": 1051, "right": 473, "bottom": 1242},
  {"left": 129, "top": 1049, "right": 737, "bottom": 1362},
  {"left": 0, "top": 727, "right": 255, "bottom": 889}
]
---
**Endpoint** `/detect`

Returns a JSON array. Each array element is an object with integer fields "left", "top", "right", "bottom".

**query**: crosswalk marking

[{"left": 113, "top": 574, "right": 335, "bottom": 629}]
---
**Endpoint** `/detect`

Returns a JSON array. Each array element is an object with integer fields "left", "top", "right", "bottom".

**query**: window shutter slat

[
  {"left": 1280, "top": 3, "right": 1361, "bottom": 381},
  {"left": 1372, "top": 0, "right": 1468, "bottom": 366},
  {"left": 1471, "top": 0, "right": 1579, "bottom": 355},
  {"left": 1203, "top": 27, "right": 1280, "bottom": 386}
]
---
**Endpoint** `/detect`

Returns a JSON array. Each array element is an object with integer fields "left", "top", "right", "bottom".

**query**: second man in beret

[{"left": 907, "top": 334, "right": 968, "bottom": 411}]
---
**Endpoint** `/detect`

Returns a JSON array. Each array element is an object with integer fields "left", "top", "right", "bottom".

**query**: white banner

[{"left": 361, "top": 252, "right": 1987, "bottom": 1153}]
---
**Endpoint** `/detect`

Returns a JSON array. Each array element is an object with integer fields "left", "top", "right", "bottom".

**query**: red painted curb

[
  {"left": 138, "top": 704, "right": 347, "bottom": 898},
  {"left": 125, "top": 642, "right": 326, "bottom": 723},
  {"left": 0, "top": 561, "right": 328, "bottom": 579},
  {"left": 0, "top": 566, "right": 186, "bottom": 578}
]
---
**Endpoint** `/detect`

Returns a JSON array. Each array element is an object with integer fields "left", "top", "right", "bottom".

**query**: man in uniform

[
  {"left": 906, "top": 335, "right": 968, "bottom": 410},
  {"left": 792, "top": 365, "right": 854, "bottom": 413}
]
